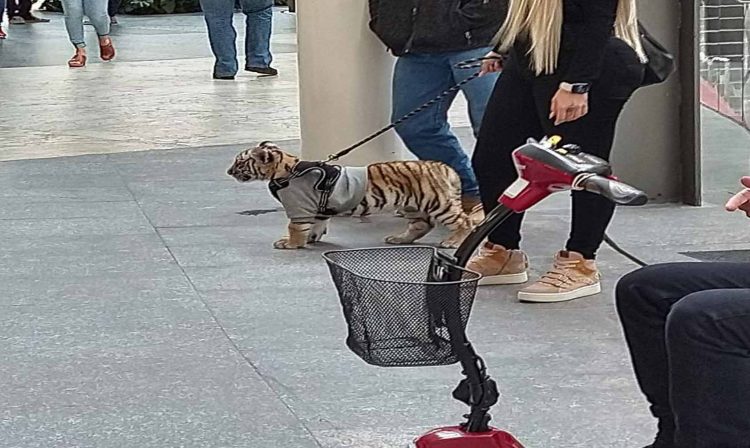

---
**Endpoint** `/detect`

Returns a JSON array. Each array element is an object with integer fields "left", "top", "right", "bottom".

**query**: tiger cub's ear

[{"left": 250, "top": 145, "right": 275, "bottom": 165}]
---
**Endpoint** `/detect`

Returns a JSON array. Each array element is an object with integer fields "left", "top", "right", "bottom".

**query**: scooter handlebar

[{"left": 579, "top": 175, "right": 648, "bottom": 206}]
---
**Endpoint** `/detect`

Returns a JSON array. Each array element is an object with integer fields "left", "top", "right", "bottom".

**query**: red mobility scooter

[{"left": 323, "top": 136, "right": 648, "bottom": 448}]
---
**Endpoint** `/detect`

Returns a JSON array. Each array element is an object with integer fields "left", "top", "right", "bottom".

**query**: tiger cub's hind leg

[
  {"left": 308, "top": 218, "right": 329, "bottom": 244},
  {"left": 384, "top": 215, "right": 434, "bottom": 245},
  {"left": 431, "top": 200, "right": 473, "bottom": 249}
]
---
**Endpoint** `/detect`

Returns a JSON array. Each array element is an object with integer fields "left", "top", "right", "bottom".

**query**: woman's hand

[
  {"left": 726, "top": 176, "right": 750, "bottom": 217},
  {"left": 549, "top": 88, "right": 589, "bottom": 126},
  {"left": 480, "top": 51, "right": 504, "bottom": 76}
]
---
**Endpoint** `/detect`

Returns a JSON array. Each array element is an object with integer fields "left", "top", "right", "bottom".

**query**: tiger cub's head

[{"left": 227, "top": 141, "right": 299, "bottom": 182}]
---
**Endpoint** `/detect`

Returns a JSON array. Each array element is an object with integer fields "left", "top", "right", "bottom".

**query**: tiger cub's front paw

[
  {"left": 384, "top": 234, "right": 414, "bottom": 245},
  {"left": 274, "top": 238, "right": 305, "bottom": 250}
]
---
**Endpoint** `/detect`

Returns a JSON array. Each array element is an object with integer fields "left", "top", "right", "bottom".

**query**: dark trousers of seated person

[{"left": 616, "top": 263, "right": 750, "bottom": 447}]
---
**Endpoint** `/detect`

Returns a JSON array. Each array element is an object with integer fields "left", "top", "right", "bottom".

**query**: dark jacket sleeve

[
  {"left": 454, "top": 0, "right": 508, "bottom": 32},
  {"left": 368, "top": 0, "right": 379, "bottom": 24},
  {"left": 560, "top": 0, "right": 618, "bottom": 84}
]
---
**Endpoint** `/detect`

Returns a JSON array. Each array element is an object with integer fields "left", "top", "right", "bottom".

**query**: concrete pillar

[
  {"left": 296, "top": 0, "right": 403, "bottom": 165},
  {"left": 613, "top": 0, "right": 692, "bottom": 202}
]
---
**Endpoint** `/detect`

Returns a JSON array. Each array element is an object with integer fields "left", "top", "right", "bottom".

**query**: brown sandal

[
  {"left": 99, "top": 38, "right": 115, "bottom": 61},
  {"left": 68, "top": 53, "right": 87, "bottom": 68}
]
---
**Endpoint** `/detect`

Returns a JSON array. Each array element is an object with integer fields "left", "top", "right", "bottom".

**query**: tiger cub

[{"left": 227, "top": 141, "right": 476, "bottom": 250}]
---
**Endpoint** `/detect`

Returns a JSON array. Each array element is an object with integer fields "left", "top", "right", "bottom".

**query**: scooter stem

[{"left": 454, "top": 205, "right": 515, "bottom": 268}]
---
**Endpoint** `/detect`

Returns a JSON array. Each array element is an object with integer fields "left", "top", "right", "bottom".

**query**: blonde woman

[{"left": 468, "top": 0, "right": 645, "bottom": 303}]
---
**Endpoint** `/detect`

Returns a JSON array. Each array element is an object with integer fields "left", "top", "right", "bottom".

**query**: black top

[
  {"left": 497, "top": 0, "right": 619, "bottom": 84},
  {"left": 368, "top": 0, "right": 508, "bottom": 56}
]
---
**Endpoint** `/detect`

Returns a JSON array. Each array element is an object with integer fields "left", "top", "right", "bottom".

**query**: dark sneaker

[
  {"left": 245, "top": 66, "right": 278, "bottom": 76},
  {"left": 21, "top": 14, "right": 50, "bottom": 23},
  {"left": 213, "top": 73, "right": 235, "bottom": 80},
  {"left": 110, "top": 16, "right": 118, "bottom": 25}
]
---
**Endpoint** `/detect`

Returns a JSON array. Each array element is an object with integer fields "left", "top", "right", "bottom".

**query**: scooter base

[{"left": 413, "top": 426, "right": 525, "bottom": 448}]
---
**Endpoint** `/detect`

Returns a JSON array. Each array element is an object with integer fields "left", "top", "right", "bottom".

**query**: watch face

[{"left": 572, "top": 84, "right": 590, "bottom": 94}]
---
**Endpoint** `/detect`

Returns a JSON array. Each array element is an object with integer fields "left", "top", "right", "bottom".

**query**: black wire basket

[{"left": 323, "top": 246, "right": 480, "bottom": 367}]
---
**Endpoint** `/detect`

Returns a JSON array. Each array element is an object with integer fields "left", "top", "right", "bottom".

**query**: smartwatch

[{"left": 559, "top": 82, "right": 591, "bottom": 94}]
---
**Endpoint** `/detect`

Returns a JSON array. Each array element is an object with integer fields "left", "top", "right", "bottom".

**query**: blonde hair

[{"left": 496, "top": 0, "right": 646, "bottom": 76}]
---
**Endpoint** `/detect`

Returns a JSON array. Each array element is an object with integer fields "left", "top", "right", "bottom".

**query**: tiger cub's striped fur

[{"left": 227, "top": 141, "right": 475, "bottom": 249}]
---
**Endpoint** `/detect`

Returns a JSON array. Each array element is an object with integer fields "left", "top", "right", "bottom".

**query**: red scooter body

[
  {"left": 499, "top": 137, "right": 613, "bottom": 213},
  {"left": 414, "top": 426, "right": 525, "bottom": 448}
]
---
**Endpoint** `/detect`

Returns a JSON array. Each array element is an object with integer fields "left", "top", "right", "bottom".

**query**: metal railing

[{"left": 700, "top": 0, "right": 750, "bottom": 125}]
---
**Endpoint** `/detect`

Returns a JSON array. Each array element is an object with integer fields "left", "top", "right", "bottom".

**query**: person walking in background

[
  {"left": 7, "top": 0, "right": 50, "bottom": 24},
  {"left": 199, "top": 0, "right": 277, "bottom": 80},
  {"left": 367, "top": 0, "right": 507, "bottom": 220},
  {"left": 86, "top": 0, "right": 121, "bottom": 25},
  {"left": 467, "top": 0, "right": 646, "bottom": 303},
  {"left": 616, "top": 177, "right": 750, "bottom": 448},
  {"left": 0, "top": 0, "right": 6, "bottom": 38},
  {"left": 108, "top": 0, "right": 120, "bottom": 24},
  {"left": 61, "top": 0, "right": 115, "bottom": 67}
]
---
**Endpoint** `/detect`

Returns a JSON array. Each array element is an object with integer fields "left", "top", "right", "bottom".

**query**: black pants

[
  {"left": 108, "top": 0, "right": 121, "bottom": 16},
  {"left": 7, "top": 0, "right": 31, "bottom": 19},
  {"left": 616, "top": 263, "right": 750, "bottom": 447},
  {"left": 472, "top": 38, "right": 644, "bottom": 259}
]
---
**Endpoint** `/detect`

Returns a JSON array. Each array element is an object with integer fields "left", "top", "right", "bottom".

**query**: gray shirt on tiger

[{"left": 269, "top": 162, "right": 369, "bottom": 223}]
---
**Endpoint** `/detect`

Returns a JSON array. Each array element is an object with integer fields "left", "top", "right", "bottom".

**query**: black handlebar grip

[{"left": 582, "top": 175, "right": 648, "bottom": 206}]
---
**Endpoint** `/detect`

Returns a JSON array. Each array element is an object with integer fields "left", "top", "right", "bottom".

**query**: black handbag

[{"left": 639, "top": 22, "right": 675, "bottom": 86}]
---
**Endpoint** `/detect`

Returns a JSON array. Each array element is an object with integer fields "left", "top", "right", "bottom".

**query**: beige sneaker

[
  {"left": 518, "top": 251, "right": 601, "bottom": 303},
  {"left": 461, "top": 195, "right": 485, "bottom": 225},
  {"left": 467, "top": 242, "right": 529, "bottom": 285}
]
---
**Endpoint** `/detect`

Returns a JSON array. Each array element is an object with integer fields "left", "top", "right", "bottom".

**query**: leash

[
  {"left": 322, "top": 56, "right": 649, "bottom": 267},
  {"left": 325, "top": 57, "right": 494, "bottom": 163},
  {"left": 603, "top": 234, "right": 647, "bottom": 267}
]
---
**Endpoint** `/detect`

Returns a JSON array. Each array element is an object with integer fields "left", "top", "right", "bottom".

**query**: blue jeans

[
  {"left": 392, "top": 47, "right": 498, "bottom": 198},
  {"left": 199, "top": 0, "right": 273, "bottom": 77},
  {"left": 62, "top": 0, "right": 109, "bottom": 48}
]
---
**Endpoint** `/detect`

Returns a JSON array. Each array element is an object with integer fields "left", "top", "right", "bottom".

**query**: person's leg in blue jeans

[
  {"left": 200, "top": 0, "right": 238, "bottom": 78},
  {"left": 393, "top": 50, "right": 496, "bottom": 201},
  {"left": 240, "top": 0, "right": 274, "bottom": 72},
  {"left": 61, "top": 0, "right": 112, "bottom": 66},
  {"left": 62, "top": 0, "right": 87, "bottom": 48},
  {"left": 82, "top": 0, "right": 110, "bottom": 38},
  {"left": 449, "top": 47, "right": 499, "bottom": 138}
]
